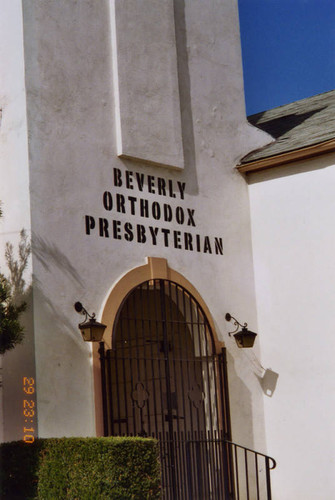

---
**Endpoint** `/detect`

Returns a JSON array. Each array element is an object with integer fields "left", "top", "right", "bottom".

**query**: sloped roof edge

[
  {"left": 238, "top": 90, "right": 335, "bottom": 173},
  {"left": 237, "top": 138, "right": 335, "bottom": 174}
]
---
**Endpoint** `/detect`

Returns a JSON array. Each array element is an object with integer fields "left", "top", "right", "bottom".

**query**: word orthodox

[{"left": 84, "top": 168, "right": 224, "bottom": 256}]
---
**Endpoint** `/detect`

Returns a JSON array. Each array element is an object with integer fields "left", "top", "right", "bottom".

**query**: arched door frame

[{"left": 93, "top": 256, "right": 225, "bottom": 436}]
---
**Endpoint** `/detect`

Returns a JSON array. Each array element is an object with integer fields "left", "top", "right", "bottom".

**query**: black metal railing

[
  {"left": 225, "top": 439, "right": 277, "bottom": 500},
  {"left": 98, "top": 278, "right": 276, "bottom": 499},
  {"left": 158, "top": 433, "right": 276, "bottom": 500}
]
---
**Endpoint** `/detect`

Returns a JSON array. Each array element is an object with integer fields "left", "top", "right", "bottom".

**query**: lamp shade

[
  {"left": 233, "top": 326, "right": 257, "bottom": 348},
  {"left": 79, "top": 317, "right": 107, "bottom": 342}
]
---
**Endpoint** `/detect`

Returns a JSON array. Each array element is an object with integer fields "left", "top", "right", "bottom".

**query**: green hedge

[{"left": 0, "top": 437, "right": 161, "bottom": 499}]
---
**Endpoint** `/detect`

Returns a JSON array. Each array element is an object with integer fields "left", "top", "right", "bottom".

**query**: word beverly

[
  {"left": 113, "top": 168, "right": 186, "bottom": 200},
  {"left": 85, "top": 216, "right": 224, "bottom": 255},
  {"left": 83, "top": 167, "right": 224, "bottom": 256}
]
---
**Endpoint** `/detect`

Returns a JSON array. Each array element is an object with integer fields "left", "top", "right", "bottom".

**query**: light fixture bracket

[
  {"left": 74, "top": 302, "right": 107, "bottom": 342},
  {"left": 225, "top": 313, "right": 257, "bottom": 348}
]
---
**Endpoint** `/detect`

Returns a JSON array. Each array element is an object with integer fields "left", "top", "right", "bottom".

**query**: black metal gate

[{"left": 99, "top": 279, "right": 233, "bottom": 499}]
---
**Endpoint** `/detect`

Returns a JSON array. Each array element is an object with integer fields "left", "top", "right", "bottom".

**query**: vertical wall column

[{"left": 111, "top": 0, "right": 184, "bottom": 169}]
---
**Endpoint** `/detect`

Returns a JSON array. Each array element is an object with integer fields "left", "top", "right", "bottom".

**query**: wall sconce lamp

[
  {"left": 74, "top": 302, "right": 107, "bottom": 342},
  {"left": 225, "top": 313, "right": 257, "bottom": 348}
]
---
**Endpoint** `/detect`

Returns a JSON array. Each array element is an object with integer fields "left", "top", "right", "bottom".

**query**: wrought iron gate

[{"left": 99, "top": 279, "right": 233, "bottom": 499}]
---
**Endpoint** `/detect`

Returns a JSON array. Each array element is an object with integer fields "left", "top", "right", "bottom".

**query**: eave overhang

[{"left": 237, "top": 137, "right": 335, "bottom": 174}]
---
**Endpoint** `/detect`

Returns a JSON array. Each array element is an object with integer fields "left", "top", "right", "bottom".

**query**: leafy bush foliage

[
  {"left": 0, "top": 276, "right": 26, "bottom": 354},
  {"left": 0, "top": 228, "right": 31, "bottom": 354},
  {"left": 0, "top": 437, "right": 161, "bottom": 500}
]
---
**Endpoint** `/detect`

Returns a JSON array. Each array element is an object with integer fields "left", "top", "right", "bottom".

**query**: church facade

[{"left": 1, "top": 1, "right": 334, "bottom": 499}]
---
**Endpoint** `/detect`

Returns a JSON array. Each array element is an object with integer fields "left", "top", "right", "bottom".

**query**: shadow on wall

[
  {"left": 226, "top": 349, "right": 255, "bottom": 450},
  {"left": 173, "top": 0, "right": 198, "bottom": 195},
  {"left": 1, "top": 260, "right": 90, "bottom": 442},
  {"left": 117, "top": 0, "right": 198, "bottom": 196},
  {"left": 32, "top": 233, "right": 88, "bottom": 350},
  {"left": 29, "top": 283, "right": 95, "bottom": 438},
  {"left": 32, "top": 278, "right": 86, "bottom": 350},
  {"left": 226, "top": 348, "right": 279, "bottom": 451},
  {"left": 241, "top": 349, "right": 279, "bottom": 398},
  {"left": 32, "top": 233, "right": 84, "bottom": 287},
  {"left": 257, "top": 369, "right": 279, "bottom": 398}
]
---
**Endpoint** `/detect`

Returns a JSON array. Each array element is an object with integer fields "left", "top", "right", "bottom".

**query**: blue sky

[{"left": 238, "top": 0, "right": 335, "bottom": 115}]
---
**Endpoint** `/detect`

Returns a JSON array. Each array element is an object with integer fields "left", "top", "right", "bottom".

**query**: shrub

[{"left": 0, "top": 437, "right": 161, "bottom": 499}]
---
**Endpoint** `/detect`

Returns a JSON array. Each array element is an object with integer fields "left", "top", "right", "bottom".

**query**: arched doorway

[{"left": 99, "top": 274, "right": 232, "bottom": 498}]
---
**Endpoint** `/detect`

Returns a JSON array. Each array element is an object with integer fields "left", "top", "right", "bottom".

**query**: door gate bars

[{"left": 99, "top": 279, "right": 276, "bottom": 499}]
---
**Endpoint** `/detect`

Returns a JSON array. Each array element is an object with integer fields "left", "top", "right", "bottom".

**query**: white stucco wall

[
  {"left": 0, "top": 0, "right": 34, "bottom": 443},
  {"left": 249, "top": 155, "right": 335, "bottom": 500},
  {"left": 1, "top": 0, "right": 273, "bottom": 460},
  {"left": 0, "top": 1, "right": 30, "bottom": 238}
]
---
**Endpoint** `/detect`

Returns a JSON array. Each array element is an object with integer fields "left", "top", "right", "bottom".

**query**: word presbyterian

[{"left": 85, "top": 216, "right": 224, "bottom": 256}]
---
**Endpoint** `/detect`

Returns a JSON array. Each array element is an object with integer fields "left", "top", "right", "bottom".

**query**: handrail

[
  {"left": 224, "top": 439, "right": 277, "bottom": 470},
  {"left": 158, "top": 432, "right": 277, "bottom": 499},
  {"left": 175, "top": 436, "right": 277, "bottom": 470},
  {"left": 224, "top": 439, "right": 277, "bottom": 500}
]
